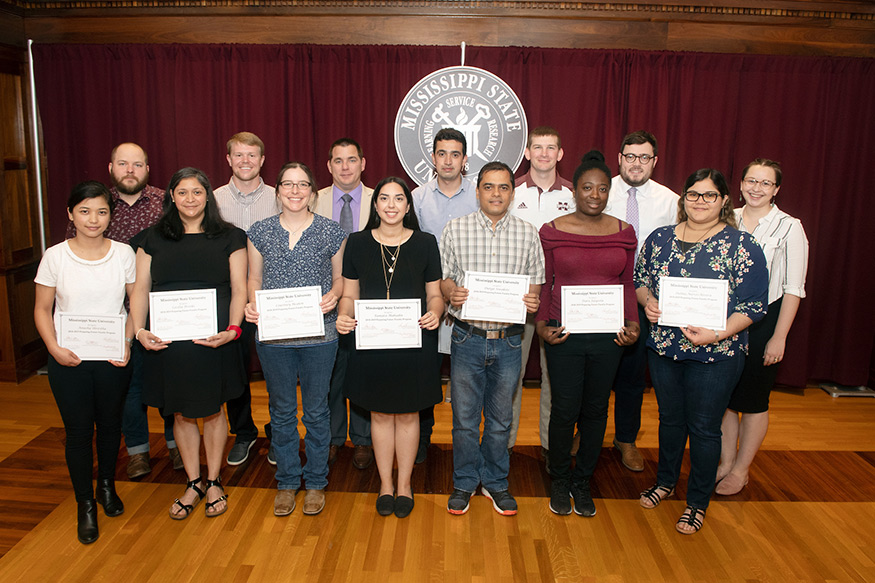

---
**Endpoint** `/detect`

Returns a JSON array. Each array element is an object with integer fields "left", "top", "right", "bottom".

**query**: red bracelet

[{"left": 226, "top": 325, "right": 242, "bottom": 340}]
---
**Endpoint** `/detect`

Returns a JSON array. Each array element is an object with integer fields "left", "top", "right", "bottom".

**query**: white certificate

[
  {"left": 354, "top": 299, "right": 422, "bottom": 350},
  {"left": 149, "top": 289, "right": 218, "bottom": 341},
  {"left": 58, "top": 313, "right": 126, "bottom": 361},
  {"left": 658, "top": 277, "right": 729, "bottom": 330},
  {"left": 255, "top": 286, "right": 325, "bottom": 342},
  {"left": 561, "top": 285, "right": 624, "bottom": 334},
  {"left": 460, "top": 271, "right": 530, "bottom": 325}
]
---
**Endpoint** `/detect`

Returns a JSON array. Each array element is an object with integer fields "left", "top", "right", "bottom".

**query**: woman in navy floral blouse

[
  {"left": 245, "top": 162, "right": 347, "bottom": 518},
  {"left": 633, "top": 168, "right": 768, "bottom": 534}
]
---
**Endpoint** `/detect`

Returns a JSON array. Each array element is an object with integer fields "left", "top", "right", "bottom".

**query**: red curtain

[{"left": 31, "top": 43, "right": 875, "bottom": 387}]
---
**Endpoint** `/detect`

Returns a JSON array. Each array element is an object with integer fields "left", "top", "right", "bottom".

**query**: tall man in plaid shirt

[{"left": 440, "top": 161, "right": 545, "bottom": 516}]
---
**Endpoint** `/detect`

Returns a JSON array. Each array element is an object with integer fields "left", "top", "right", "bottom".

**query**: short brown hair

[
  {"left": 527, "top": 126, "right": 561, "bottom": 149},
  {"left": 226, "top": 132, "right": 265, "bottom": 156}
]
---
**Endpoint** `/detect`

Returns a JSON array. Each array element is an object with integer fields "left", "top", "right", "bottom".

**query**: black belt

[{"left": 454, "top": 319, "right": 524, "bottom": 340}]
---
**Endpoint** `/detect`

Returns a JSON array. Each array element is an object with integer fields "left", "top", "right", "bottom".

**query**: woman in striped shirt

[{"left": 716, "top": 158, "right": 809, "bottom": 496}]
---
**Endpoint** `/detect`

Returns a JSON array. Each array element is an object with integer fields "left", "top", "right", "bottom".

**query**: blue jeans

[
  {"left": 257, "top": 340, "right": 337, "bottom": 491},
  {"left": 450, "top": 324, "right": 521, "bottom": 493},
  {"left": 647, "top": 350, "right": 744, "bottom": 509},
  {"left": 122, "top": 342, "right": 175, "bottom": 454},
  {"left": 612, "top": 304, "right": 649, "bottom": 443}
]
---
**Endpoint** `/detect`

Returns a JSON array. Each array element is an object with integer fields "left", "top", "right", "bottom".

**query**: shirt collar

[
  {"left": 518, "top": 171, "right": 568, "bottom": 194},
  {"left": 333, "top": 183, "right": 363, "bottom": 204},
  {"left": 228, "top": 177, "right": 267, "bottom": 203},
  {"left": 475, "top": 208, "right": 511, "bottom": 232}
]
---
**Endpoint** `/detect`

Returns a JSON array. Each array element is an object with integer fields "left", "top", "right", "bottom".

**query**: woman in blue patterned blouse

[
  {"left": 244, "top": 162, "right": 347, "bottom": 518},
  {"left": 633, "top": 168, "right": 768, "bottom": 534}
]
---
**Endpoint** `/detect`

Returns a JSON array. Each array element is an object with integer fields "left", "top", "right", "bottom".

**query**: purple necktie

[{"left": 626, "top": 187, "right": 639, "bottom": 240}]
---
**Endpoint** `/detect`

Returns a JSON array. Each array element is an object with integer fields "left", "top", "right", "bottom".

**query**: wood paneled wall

[
  {"left": 4, "top": 0, "right": 875, "bottom": 57},
  {"left": 0, "top": 43, "right": 46, "bottom": 382}
]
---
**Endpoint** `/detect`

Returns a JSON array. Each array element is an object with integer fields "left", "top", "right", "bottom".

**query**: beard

[{"left": 112, "top": 174, "right": 148, "bottom": 195}]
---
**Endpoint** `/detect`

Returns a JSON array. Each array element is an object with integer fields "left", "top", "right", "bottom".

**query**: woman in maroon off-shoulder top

[{"left": 537, "top": 150, "right": 640, "bottom": 518}]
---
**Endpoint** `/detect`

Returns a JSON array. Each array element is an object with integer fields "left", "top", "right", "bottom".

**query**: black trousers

[
  {"left": 225, "top": 321, "right": 259, "bottom": 441},
  {"left": 546, "top": 334, "right": 623, "bottom": 483},
  {"left": 48, "top": 356, "right": 131, "bottom": 501}
]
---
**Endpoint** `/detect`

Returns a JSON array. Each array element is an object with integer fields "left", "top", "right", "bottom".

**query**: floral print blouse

[{"left": 634, "top": 224, "right": 768, "bottom": 362}]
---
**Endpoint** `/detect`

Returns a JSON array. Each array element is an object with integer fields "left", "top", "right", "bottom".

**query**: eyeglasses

[
  {"left": 684, "top": 191, "right": 723, "bottom": 203},
  {"left": 621, "top": 153, "right": 655, "bottom": 165},
  {"left": 279, "top": 180, "right": 311, "bottom": 191},
  {"left": 742, "top": 177, "right": 776, "bottom": 189}
]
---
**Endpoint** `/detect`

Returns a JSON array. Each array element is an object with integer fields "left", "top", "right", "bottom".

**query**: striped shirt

[
  {"left": 735, "top": 205, "right": 808, "bottom": 304},
  {"left": 214, "top": 178, "right": 279, "bottom": 231},
  {"left": 440, "top": 209, "right": 545, "bottom": 330}
]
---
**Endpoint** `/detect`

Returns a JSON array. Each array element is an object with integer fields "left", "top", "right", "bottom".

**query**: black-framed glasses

[
  {"left": 684, "top": 190, "right": 723, "bottom": 203},
  {"left": 279, "top": 180, "right": 311, "bottom": 191},
  {"left": 621, "top": 153, "right": 655, "bottom": 164},
  {"left": 742, "top": 177, "right": 776, "bottom": 189}
]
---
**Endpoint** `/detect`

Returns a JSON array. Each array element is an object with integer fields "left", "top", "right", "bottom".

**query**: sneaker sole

[
  {"left": 226, "top": 440, "right": 255, "bottom": 466},
  {"left": 447, "top": 503, "right": 470, "bottom": 515},
  {"left": 549, "top": 502, "right": 572, "bottom": 516},
  {"left": 482, "top": 488, "right": 517, "bottom": 516}
]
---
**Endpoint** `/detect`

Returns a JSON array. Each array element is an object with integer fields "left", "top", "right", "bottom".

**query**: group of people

[{"left": 34, "top": 127, "right": 808, "bottom": 545}]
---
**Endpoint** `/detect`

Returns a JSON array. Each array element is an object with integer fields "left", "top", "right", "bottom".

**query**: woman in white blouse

[
  {"left": 716, "top": 158, "right": 809, "bottom": 495},
  {"left": 34, "top": 181, "right": 136, "bottom": 544}
]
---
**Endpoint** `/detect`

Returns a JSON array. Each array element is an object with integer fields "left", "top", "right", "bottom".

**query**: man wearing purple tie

[{"left": 602, "top": 130, "right": 678, "bottom": 472}]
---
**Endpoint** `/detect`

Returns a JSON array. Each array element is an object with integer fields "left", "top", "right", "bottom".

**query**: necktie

[
  {"left": 340, "top": 193, "right": 353, "bottom": 234},
  {"left": 626, "top": 187, "right": 639, "bottom": 240}
]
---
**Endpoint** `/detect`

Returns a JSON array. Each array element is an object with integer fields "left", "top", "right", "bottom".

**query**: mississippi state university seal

[{"left": 394, "top": 66, "right": 528, "bottom": 186}]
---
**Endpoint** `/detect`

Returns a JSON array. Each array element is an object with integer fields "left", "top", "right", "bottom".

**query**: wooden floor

[{"left": 0, "top": 375, "right": 874, "bottom": 582}]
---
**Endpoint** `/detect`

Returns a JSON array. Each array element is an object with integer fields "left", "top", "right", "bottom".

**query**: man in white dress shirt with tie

[{"left": 603, "top": 130, "right": 678, "bottom": 472}]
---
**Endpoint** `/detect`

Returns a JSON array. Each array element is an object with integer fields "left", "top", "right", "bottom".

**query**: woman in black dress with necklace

[{"left": 336, "top": 177, "right": 444, "bottom": 518}]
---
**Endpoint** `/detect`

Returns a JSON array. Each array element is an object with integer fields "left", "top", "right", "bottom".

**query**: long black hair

[
  {"left": 364, "top": 176, "right": 421, "bottom": 231},
  {"left": 156, "top": 167, "right": 234, "bottom": 240}
]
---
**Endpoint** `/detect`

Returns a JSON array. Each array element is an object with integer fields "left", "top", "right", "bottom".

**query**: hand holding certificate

[
  {"left": 354, "top": 299, "right": 422, "bottom": 350},
  {"left": 658, "top": 276, "right": 728, "bottom": 330},
  {"left": 58, "top": 313, "right": 126, "bottom": 361},
  {"left": 149, "top": 289, "right": 218, "bottom": 342},
  {"left": 460, "top": 271, "right": 530, "bottom": 324},
  {"left": 255, "top": 286, "right": 325, "bottom": 341},
  {"left": 560, "top": 285, "right": 624, "bottom": 334}
]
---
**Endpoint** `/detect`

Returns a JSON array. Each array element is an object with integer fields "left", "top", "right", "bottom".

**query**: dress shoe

[
  {"left": 168, "top": 447, "right": 184, "bottom": 470},
  {"left": 302, "top": 489, "right": 326, "bottom": 515},
  {"left": 613, "top": 439, "right": 644, "bottom": 472},
  {"left": 274, "top": 489, "right": 296, "bottom": 516},
  {"left": 352, "top": 445, "right": 374, "bottom": 470},
  {"left": 77, "top": 499, "right": 99, "bottom": 544},
  {"left": 96, "top": 479, "right": 124, "bottom": 517},
  {"left": 126, "top": 452, "right": 151, "bottom": 479},
  {"left": 328, "top": 444, "right": 340, "bottom": 466}
]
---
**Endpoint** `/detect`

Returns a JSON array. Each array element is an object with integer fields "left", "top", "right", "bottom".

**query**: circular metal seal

[{"left": 394, "top": 65, "right": 528, "bottom": 187}]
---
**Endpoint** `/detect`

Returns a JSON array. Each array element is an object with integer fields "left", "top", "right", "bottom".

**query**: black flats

[{"left": 376, "top": 494, "right": 394, "bottom": 516}]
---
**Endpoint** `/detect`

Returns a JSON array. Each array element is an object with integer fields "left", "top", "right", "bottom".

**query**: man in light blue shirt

[{"left": 411, "top": 128, "right": 478, "bottom": 464}]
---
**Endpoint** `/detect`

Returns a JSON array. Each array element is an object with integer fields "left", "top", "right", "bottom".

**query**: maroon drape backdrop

[{"left": 31, "top": 43, "right": 875, "bottom": 388}]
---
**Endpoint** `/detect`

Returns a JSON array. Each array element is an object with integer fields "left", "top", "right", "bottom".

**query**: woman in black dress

[
  {"left": 130, "top": 167, "right": 247, "bottom": 520},
  {"left": 336, "top": 177, "right": 444, "bottom": 518}
]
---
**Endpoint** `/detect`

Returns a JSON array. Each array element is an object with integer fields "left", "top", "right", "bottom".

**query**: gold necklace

[{"left": 379, "top": 241, "right": 401, "bottom": 299}]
